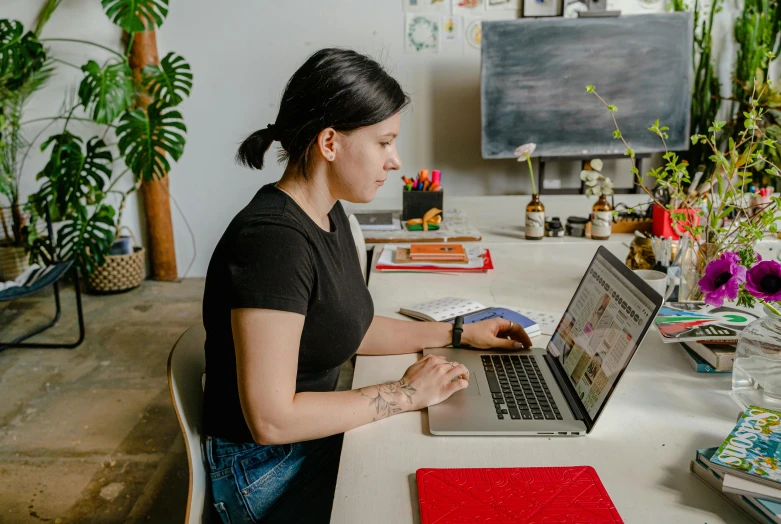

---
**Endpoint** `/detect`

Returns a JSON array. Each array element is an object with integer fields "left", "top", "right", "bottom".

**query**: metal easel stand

[{"left": 537, "top": 153, "right": 651, "bottom": 196}]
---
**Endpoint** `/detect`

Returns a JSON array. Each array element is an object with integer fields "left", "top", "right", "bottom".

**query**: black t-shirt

[{"left": 202, "top": 184, "right": 374, "bottom": 443}]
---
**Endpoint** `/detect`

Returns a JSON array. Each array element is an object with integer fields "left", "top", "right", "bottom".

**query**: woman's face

[{"left": 328, "top": 112, "right": 402, "bottom": 203}]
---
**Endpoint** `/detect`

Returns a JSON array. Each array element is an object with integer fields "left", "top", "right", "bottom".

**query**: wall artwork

[
  {"left": 464, "top": 18, "right": 482, "bottom": 49},
  {"left": 405, "top": 14, "right": 441, "bottom": 53},
  {"left": 404, "top": 0, "right": 450, "bottom": 13},
  {"left": 453, "top": 0, "right": 485, "bottom": 16},
  {"left": 485, "top": 0, "right": 520, "bottom": 10},
  {"left": 442, "top": 15, "right": 463, "bottom": 45}
]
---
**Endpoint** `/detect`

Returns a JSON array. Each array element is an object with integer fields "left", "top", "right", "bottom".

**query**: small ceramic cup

[{"left": 633, "top": 269, "right": 675, "bottom": 301}]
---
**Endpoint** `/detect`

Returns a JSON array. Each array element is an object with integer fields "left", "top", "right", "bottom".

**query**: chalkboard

[{"left": 481, "top": 13, "right": 693, "bottom": 159}]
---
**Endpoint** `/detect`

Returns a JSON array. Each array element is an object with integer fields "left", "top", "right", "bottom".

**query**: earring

[{"left": 329, "top": 155, "right": 335, "bottom": 160}]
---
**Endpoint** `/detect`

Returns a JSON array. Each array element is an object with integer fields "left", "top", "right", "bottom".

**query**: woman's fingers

[
  {"left": 501, "top": 320, "right": 532, "bottom": 349},
  {"left": 443, "top": 362, "right": 470, "bottom": 381}
]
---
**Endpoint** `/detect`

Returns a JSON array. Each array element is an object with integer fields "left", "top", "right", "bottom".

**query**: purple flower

[
  {"left": 746, "top": 260, "right": 781, "bottom": 302},
  {"left": 698, "top": 252, "right": 747, "bottom": 307}
]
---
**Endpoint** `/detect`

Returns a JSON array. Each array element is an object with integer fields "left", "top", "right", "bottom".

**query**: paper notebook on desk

[
  {"left": 416, "top": 467, "right": 623, "bottom": 524},
  {"left": 399, "top": 297, "right": 541, "bottom": 337}
]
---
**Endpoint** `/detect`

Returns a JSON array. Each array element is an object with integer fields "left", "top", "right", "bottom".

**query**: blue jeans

[{"left": 205, "top": 433, "right": 343, "bottom": 523}]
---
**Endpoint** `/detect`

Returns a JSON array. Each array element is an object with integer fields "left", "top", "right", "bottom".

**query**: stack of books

[
  {"left": 375, "top": 244, "right": 493, "bottom": 272},
  {"left": 653, "top": 302, "right": 762, "bottom": 374},
  {"left": 690, "top": 405, "right": 781, "bottom": 523}
]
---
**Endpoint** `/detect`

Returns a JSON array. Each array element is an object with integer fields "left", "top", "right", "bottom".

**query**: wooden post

[{"left": 127, "top": 30, "right": 178, "bottom": 281}]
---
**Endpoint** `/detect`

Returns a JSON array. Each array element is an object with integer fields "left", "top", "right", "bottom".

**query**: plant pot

[
  {"left": 87, "top": 246, "right": 146, "bottom": 293},
  {"left": 0, "top": 245, "right": 30, "bottom": 282},
  {"left": 652, "top": 205, "right": 700, "bottom": 240}
]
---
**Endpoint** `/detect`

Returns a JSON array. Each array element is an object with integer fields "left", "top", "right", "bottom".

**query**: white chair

[
  {"left": 167, "top": 322, "right": 213, "bottom": 524},
  {"left": 347, "top": 213, "right": 368, "bottom": 282}
]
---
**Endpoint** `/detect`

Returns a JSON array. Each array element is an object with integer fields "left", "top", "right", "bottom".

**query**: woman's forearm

[
  {"left": 356, "top": 315, "right": 452, "bottom": 355},
  {"left": 255, "top": 379, "right": 417, "bottom": 444}
]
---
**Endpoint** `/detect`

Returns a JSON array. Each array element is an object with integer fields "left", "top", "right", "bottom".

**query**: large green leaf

[
  {"left": 142, "top": 52, "right": 192, "bottom": 107},
  {"left": 78, "top": 60, "right": 133, "bottom": 124},
  {"left": 117, "top": 101, "right": 186, "bottom": 181},
  {"left": 0, "top": 19, "right": 46, "bottom": 91},
  {"left": 35, "top": 133, "right": 113, "bottom": 220},
  {"left": 101, "top": 0, "right": 168, "bottom": 33},
  {"left": 57, "top": 204, "right": 116, "bottom": 275}
]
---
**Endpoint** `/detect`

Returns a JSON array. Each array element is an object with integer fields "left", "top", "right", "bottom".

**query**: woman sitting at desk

[{"left": 202, "top": 48, "right": 532, "bottom": 523}]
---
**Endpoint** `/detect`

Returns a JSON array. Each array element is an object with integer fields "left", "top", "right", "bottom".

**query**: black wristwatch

[{"left": 452, "top": 316, "right": 464, "bottom": 348}]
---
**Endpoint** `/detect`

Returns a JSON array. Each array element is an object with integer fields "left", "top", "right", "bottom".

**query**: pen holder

[{"left": 402, "top": 190, "right": 444, "bottom": 221}]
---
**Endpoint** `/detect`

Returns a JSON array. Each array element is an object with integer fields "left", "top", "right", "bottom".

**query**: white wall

[{"left": 3, "top": 0, "right": 742, "bottom": 277}]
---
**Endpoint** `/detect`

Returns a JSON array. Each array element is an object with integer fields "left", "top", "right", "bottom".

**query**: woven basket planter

[
  {"left": 0, "top": 245, "right": 30, "bottom": 282},
  {"left": 87, "top": 233, "right": 145, "bottom": 293}
]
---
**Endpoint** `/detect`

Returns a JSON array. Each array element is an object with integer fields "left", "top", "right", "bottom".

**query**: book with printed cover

[
  {"left": 654, "top": 302, "right": 763, "bottom": 343},
  {"left": 707, "top": 406, "right": 781, "bottom": 491}
]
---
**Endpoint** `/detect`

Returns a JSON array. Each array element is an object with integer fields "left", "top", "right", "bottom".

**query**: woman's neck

[{"left": 275, "top": 169, "right": 336, "bottom": 232}]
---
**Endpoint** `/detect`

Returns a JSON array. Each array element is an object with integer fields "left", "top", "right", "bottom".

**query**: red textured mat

[{"left": 416, "top": 466, "right": 623, "bottom": 523}]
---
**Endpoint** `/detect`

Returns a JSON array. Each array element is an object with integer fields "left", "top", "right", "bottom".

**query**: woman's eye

[{"left": 382, "top": 141, "right": 391, "bottom": 147}]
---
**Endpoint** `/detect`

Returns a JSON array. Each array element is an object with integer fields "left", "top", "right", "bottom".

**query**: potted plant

[
  {"left": 515, "top": 143, "right": 544, "bottom": 240},
  {"left": 2, "top": 0, "right": 192, "bottom": 290},
  {"left": 0, "top": 19, "right": 52, "bottom": 281},
  {"left": 586, "top": 84, "right": 781, "bottom": 300}
]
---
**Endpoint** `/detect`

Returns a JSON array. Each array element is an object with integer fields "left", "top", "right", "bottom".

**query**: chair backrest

[
  {"left": 347, "top": 213, "right": 368, "bottom": 282},
  {"left": 167, "top": 322, "right": 212, "bottom": 524}
]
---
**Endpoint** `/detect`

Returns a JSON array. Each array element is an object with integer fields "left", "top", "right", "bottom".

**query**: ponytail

[{"left": 235, "top": 124, "right": 277, "bottom": 170}]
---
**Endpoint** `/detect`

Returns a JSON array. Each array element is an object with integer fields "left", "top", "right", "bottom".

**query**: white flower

[
  {"left": 514, "top": 143, "right": 537, "bottom": 161},
  {"left": 590, "top": 158, "right": 603, "bottom": 172},
  {"left": 581, "top": 170, "right": 599, "bottom": 185}
]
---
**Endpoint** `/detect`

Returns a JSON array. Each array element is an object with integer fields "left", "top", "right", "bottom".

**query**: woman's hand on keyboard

[
  {"left": 462, "top": 318, "right": 532, "bottom": 350},
  {"left": 399, "top": 354, "right": 470, "bottom": 410}
]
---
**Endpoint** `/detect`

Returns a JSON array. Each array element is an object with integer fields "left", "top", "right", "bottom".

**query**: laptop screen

[{"left": 547, "top": 249, "right": 658, "bottom": 423}]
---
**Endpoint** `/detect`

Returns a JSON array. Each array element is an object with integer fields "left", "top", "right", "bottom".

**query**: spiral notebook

[{"left": 399, "top": 297, "right": 541, "bottom": 337}]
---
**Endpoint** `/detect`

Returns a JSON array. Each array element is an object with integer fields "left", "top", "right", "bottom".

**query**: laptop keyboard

[{"left": 481, "top": 355, "right": 562, "bottom": 421}]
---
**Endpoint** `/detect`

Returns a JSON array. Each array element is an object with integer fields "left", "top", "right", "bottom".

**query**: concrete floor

[{"left": 0, "top": 278, "right": 354, "bottom": 523}]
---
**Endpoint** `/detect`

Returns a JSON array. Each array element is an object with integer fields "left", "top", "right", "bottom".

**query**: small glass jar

[
  {"left": 525, "top": 194, "right": 545, "bottom": 241},
  {"left": 732, "top": 305, "right": 781, "bottom": 411}
]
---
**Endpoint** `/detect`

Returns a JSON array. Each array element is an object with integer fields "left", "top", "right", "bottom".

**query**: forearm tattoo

[{"left": 359, "top": 379, "right": 417, "bottom": 420}]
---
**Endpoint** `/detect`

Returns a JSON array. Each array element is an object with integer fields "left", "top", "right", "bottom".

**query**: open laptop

[{"left": 424, "top": 246, "right": 663, "bottom": 436}]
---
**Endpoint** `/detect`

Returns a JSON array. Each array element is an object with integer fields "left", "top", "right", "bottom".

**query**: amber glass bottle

[
  {"left": 591, "top": 194, "right": 612, "bottom": 240},
  {"left": 525, "top": 194, "right": 545, "bottom": 241}
]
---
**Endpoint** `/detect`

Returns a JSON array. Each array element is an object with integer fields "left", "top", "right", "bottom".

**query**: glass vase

[
  {"left": 732, "top": 305, "right": 781, "bottom": 411},
  {"left": 678, "top": 242, "right": 721, "bottom": 302}
]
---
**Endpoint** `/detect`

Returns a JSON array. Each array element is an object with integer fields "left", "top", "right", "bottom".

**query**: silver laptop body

[{"left": 425, "top": 246, "right": 663, "bottom": 436}]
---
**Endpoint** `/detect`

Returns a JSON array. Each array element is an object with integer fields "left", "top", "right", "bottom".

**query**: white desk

[{"left": 332, "top": 241, "right": 752, "bottom": 524}]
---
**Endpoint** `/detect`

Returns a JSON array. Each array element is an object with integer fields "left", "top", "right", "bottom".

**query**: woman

[{"left": 202, "top": 48, "right": 531, "bottom": 523}]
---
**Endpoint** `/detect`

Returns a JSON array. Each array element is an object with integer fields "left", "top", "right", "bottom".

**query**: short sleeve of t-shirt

[{"left": 227, "top": 220, "right": 314, "bottom": 314}]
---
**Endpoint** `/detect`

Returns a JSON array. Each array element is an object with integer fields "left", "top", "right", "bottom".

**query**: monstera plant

[{"left": 0, "top": 0, "right": 191, "bottom": 276}]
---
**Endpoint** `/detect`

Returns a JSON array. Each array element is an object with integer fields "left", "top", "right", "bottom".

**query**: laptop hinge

[{"left": 544, "top": 353, "right": 591, "bottom": 430}]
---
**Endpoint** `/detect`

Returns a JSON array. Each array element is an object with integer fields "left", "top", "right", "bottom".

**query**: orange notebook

[{"left": 409, "top": 243, "right": 467, "bottom": 261}]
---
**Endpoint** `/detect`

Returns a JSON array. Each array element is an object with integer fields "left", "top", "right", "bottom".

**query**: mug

[{"left": 633, "top": 269, "right": 675, "bottom": 302}]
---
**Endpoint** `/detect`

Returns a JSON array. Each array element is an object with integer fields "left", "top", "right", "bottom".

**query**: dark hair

[{"left": 236, "top": 48, "right": 410, "bottom": 175}]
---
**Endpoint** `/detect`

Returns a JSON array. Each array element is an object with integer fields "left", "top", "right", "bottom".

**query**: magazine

[
  {"left": 654, "top": 302, "right": 763, "bottom": 343},
  {"left": 707, "top": 406, "right": 781, "bottom": 491}
]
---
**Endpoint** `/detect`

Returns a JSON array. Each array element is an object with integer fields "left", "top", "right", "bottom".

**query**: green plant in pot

[
  {"left": 586, "top": 84, "right": 781, "bottom": 301},
  {"left": 1, "top": 0, "right": 192, "bottom": 289},
  {"left": 0, "top": 19, "right": 52, "bottom": 280}
]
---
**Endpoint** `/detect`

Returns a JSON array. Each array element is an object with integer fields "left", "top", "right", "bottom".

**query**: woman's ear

[{"left": 318, "top": 128, "right": 337, "bottom": 161}]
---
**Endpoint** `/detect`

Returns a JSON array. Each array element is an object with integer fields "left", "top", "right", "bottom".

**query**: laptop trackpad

[{"left": 451, "top": 365, "right": 481, "bottom": 397}]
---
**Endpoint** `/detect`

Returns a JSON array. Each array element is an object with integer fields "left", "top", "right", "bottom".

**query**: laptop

[{"left": 425, "top": 246, "right": 663, "bottom": 436}]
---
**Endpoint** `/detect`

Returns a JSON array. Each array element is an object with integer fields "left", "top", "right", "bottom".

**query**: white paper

[
  {"left": 463, "top": 17, "right": 482, "bottom": 50},
  {"left": 441, "top": 15, "right": 463, "bottom": 45},
  {"left": 485, "top": 0, "right": 520, "bottom": 10},
  {"left": 403, "top": 0, "right": 450, "bottom": 13},
  {"left": 454, "top": 0, "right": 485, "bottom": 15},
  {"left": 405, "top": 14, "right": 441, "bottom": 54}
]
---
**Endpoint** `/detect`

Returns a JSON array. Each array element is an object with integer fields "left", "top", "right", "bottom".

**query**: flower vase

[
  {"left": 678, "top": 243, "right": 721, "bottom": 302},
  {"left": 525, "top": 194, "right": 544, "bottom": 241},
  {"left": 732, "top": 305, "right": 781, "bottom": 411}
]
